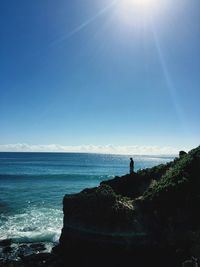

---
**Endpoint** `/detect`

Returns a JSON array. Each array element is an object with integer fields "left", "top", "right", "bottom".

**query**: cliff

[
  {"left": 57, "top": 145, "right": 200, "bottom": 266},
  {"left": 58, "top": 184, "right": 150, "bottom": 266}
]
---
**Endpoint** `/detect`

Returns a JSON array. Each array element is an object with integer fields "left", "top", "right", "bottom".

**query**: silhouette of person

[{"left": 130, "top": 158, "right": 134, "bottom": 175}]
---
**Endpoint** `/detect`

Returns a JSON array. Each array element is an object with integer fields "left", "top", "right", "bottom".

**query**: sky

[{"left": 0, "top": 0, "right": 199, "bottom": 154}]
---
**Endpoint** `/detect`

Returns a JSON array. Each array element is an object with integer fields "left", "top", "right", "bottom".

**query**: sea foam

[{"left": 0, "top": 207, "right": 62, "bottom": 243}]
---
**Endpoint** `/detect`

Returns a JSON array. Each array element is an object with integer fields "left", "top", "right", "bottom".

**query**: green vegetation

[
  {"left": 143, "top": 146, "right": 199, "bottom": 199},
  {"left": 137, "top": 161, "right": 174, "bottom": 181},
  {"left": 140, "top": 146, "right": 200, "bottom": 226}
]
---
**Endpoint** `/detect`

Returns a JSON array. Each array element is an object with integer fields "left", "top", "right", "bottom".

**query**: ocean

[{"left": 0, "top": 152, "right": 174, "bottom": 245}]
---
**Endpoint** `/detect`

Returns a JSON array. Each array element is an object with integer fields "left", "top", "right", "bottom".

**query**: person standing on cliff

[{"left": 130, "top": 158, "right": 134, "bottom": 175}]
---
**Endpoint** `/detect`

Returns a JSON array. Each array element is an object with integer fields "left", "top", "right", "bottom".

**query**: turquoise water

[{"left": 0, "top": 152, "right": 174, "bottom": 243}]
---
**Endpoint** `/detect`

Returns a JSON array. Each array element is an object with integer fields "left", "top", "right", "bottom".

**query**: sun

[
  {"left": 115, "top": 0, "right": 162, "bottom": 25},
  {"left": 123, "top": 0, "right": 157, "bottom": 8},
  {"left": 118, "top": 0, "right": 158, "bottom": 14}
]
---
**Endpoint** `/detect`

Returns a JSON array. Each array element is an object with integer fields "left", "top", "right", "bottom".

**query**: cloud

[{"left": 0, "top": 143, "right": 190, "bottom": 155}]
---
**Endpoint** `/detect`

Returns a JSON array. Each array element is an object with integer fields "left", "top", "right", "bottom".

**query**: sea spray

[{"left": 0, "top": 208, "right": 63, "bottom": 243}]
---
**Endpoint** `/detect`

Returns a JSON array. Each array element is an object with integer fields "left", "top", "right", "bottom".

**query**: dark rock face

[
  {"left": 58, "top": 183, "right": 178, "bottom": 266},
  {"left": 59, "top": 184, "right": 144, "bottom": 245},
  {"left": 61, "top": 184, "right": 136, "bottom": 231},
  {"left": 59, "top": 184, "right": 156, "bottom": 266}
]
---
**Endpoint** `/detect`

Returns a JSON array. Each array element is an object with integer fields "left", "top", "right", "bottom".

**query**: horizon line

[{"left": 0, "top": 143, "right": 190, "bottom": 156}]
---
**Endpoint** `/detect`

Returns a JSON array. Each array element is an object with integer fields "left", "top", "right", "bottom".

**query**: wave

[
  {"left": 10, "top": 231, "right": 60, "bottom": 244},
  {"left": 0, "top": 208, "right": 63, "bottom": 244}
]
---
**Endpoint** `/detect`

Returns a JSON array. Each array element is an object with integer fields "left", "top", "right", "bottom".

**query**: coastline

[{"left": 1, "top": 146, "right": 200, "bottom": 266}]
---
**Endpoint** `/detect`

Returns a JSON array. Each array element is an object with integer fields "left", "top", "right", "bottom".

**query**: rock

[
  {"left": 58, "top": 184, "right": 153, "bottom": 266},
  {"left": 21, "top": 252, "right": 57, "bottom": 267},
  {"left": 60, "top": 184, "right": 137, "bottom": 235},
  {"left": 0, "top": 239, "right": 12, "bottom": 247},
  {"left": 2, "top": 246, "right": 13, "bottom": 254},
  {"left": 182, "top": 258, "right": 198, "bottom": 267},
  {"left": 22, "top": 252, "right": 50, "bottom": 261},
  {"left": 29, "top": 243, "right": 46, "bottom": 252},
  {"left": 18, "top": 244, "right": 31, "bottom": 258}
]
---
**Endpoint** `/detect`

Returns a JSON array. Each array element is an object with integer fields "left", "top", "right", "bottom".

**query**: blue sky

[{"left": 0, "top": 0, "right": 199, "bottom": 153}]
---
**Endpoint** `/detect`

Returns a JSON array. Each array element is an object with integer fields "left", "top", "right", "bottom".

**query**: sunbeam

[
  {"left": 151, "top": 23, "right": 188, "bottom": 132},
  {"left": 49, "top": 1, "right": 117, "bottom": 47}
]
